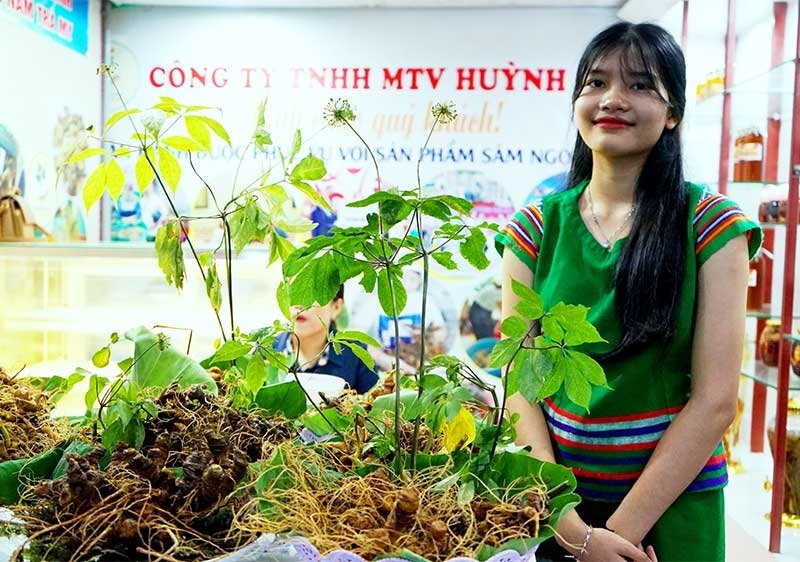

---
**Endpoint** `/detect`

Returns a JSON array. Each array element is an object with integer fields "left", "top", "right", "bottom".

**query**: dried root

[
  {"left": 0, "top": 367, "right": 68, "bottom": 461},
  {"left": 237, "top": 443, "right": 551, "bottom": 562},
  {"left": 13, "top": 386, "right": 294, "bottom": 562}
]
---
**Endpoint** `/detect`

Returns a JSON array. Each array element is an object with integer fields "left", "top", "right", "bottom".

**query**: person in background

[
  {"left": 496, "top": 22, "right": 761, "bottom": 562},
  {"left": 274, "top": 285, "right": 378, "bottom": 394}
]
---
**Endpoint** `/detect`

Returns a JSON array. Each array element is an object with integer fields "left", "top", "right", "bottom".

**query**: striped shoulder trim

[
  {"left": 501, "top": 204, "right": 544, "bottom": 261},
  {"left": 694, "top": 192, "right": 751, "bottom": 255}
]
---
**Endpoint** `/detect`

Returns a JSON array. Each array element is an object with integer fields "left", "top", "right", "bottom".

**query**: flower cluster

[
  {"left": 431, "top": 101, "right": 458, "bottom": 124},
  {"left": 323, "top": 98, "right": 357, "bottom": 127}
]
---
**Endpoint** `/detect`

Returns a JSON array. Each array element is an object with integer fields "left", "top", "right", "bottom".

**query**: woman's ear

[
  {"left": 329, "top": 298, "right": 344, "bottom": 319},
  {"left": 665, "top": 111, "right": 678, "bottom": 131}
]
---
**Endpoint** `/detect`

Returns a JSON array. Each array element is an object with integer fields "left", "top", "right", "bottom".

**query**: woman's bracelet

[{"left": 578, "top": 524, "right": 593, "bottom": 560}]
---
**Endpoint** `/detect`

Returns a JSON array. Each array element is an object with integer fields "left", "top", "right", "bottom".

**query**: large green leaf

[
  {"left": 334, "top": 330, "right": 381, "bottom": 349},
  {"left": 161, "top": 135, "right": 206, "bottom": 152},
  {"left": 254, "top": 380, "right": 307, "bottom": 419},
  {"left": 500, "top": 316, "right": 527, "bottom": 338},
  {"left": 518, "top": 349, "right": 554, "bottom": 404},
  {"left": 289, "top": 130, "right": 302, "bottom": 164},
  {"left": 0, "top": 445, "right": 66, "bottom": 504},
  {"left": 569, "top": 351, "right": 608, "bottom": 386},
  {"left": 124, "top": 326, "right": 217, "bottom": 393}
]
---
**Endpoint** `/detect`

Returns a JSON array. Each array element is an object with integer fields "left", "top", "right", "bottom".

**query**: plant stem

[
  {"left": 408, "top": 116, "right": 439, "bottom": 472},
  {"left": 383, "top": 260, "right": 405, "bottom": 479},
  {"left": 223, "top": 220, "right": 235, "bottom": 339},
  {"left": 487, "top": 326, "right": 551, "bottom": 462},
  {"left": 287, "top": 333, "right": 346, "bottom": 442}
]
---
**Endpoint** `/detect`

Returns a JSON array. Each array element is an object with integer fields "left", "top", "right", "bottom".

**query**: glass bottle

[
  {"left": 747, "top": 251, "right": 767, "bottom": 312},
  {"left": 741, "top": 127, "right": 764, "bottom": 182},
  {"left": 767, "top": 397, "right": 800, "bottom": 519},
  {"left": 759, "top": 320, "right": 782, "bottom": 367}
]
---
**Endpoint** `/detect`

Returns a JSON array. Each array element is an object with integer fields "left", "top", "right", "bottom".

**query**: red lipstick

[{"left": 594, "top": 117, "right": 633, "bottom": 129}]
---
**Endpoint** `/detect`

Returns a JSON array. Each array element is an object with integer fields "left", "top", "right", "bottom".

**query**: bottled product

[
  {"left": 734, "top": 132, "right": 743, "bottom": 182},
  {"left": 767, "top": 398, "right": 800, "bottom": 518},
  {"left": 747, "top": 251, "right": 767, "bottom": 312},
  {"left": 739, "top": 127, "right": 764, "bottom": 182},
  {"left": 759, "top": 320, "right": 782, "bottom": 367}
]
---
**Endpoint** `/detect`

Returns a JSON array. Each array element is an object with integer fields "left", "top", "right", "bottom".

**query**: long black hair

[{"left": 568, "top": 22, "right": 688, "bottom": 359}]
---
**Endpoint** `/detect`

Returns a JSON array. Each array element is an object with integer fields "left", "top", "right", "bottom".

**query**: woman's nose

[{"left": 600, "top": 84, "right": 629, "bottom": 112}]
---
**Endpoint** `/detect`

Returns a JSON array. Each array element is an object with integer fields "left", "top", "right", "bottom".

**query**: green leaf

[
  {"left": 112, "top": 147, "right": 137, "bottom": 157},
  {"left": 135, "top": 149, "right": 156, "bottom": 192},
  {"left": 211, "top": 340, "right": 253, "bottom": 363},
  {"left": 194, "top": 115, "right": 231, "bottom": 145},
  {"left": 500, "top": 316, "right": 527, "bottom": 338},
  {"left": 245, "top": 356, "right": 268, "bottom": 394},
  {"left": 505, "top": 352, "right": 523, "bottom": 396},
  {"left": 161, "top": 135, "right": 205, "bottom": 152},
  {"left": 84, "top": 374, "right": 108, "bottom": 411},
  {"left": 92, "top": 346, "right": 111, "bottom": 368},
  {"left": 347, "top": 191, "right": 404, "bottom": 208},
  {"left": 104, "top": 108, "right": 140, "bottom": 134},
  {"left": 202, "top": 254, "right": 223, "bottom": 312},
  {"left": 0, "top": 445, "right": 66, "bottom": 504},
  {"left": 360, "top": 267, "right": 377, "bottom": 293},
  {"left": 376, "top": 269, "right": 408, "bottom": 316},
  {"left": 431, "top": 251, "right": 458, "bottom": 270},
  {"left": 124, "top": 326, "right": 217, "bottom": 393},
  {"left": 290, "top": 153, "right": 326, "bottom": 182},
  {"left": 433, "top": 195, "right": 473, "bottom": 215},
  {"left": 548, "top": 302, "right": 605, "bottom": 346},
  {"left": 541, "top": 314, "right": 565, "bottom": 343},
  {"left": 537, "top": 352, "right": 566, "bottom": 401},
  {"left": 512, "top": 279, "right": 542, "bottom": 304},
  {"left": 460, "top": 227, "right": 490, "bottom": 270},
  {"left": 290, "top": 179, "right": 331, "bottom": 211},
  {"left": 67, "top": 147, "right": 107, "bottom": 164},
  {"left": 185, "top": 115, "right": 212, "bottom": 151},
  {"left": 419, "top": 199, "right": 452, "bottom": 221},
  {"left": 82, "top": 161, "right": 107, "bottom": 210},
  {"left": 569, "top": 351, "right": 607, "bottom": 386},
  {"left": 518, "top": 349, "right": 553, "bottom": 404},
  {"left": 254, "top": 127, "right": 272, "bottom": 151},
  {"left": 228, "top": 202, "right": 258, "bottom": 255},
  {"left": 369, "top": 389, "right": 418, "bottom": 422},
  {"left": 277, "top": 280, "right": 292, "bottom": 321},
  {"left": 105, "top": 158, "right": 125, "bottom": 200},
  {"left": 334, "top": 330, "right": 381, "bottom": 349},
  {"left": 342, "top": 342, "right": 376, "bottom": 371},
  {"left": 488, "top": 337, "right": 522, "bottom": 368},
  {"left": 50, "top": 441, "right": 92, "bottom": 480},
  {"left": 154, "top": 221, "right": 185, "bottom": 290},
  {"left": 157, "top": 147, "right": 181, "bottom": 192},
  {"left": 289, "top": 130, "right": 302, "bottom": 164},
  {"left": 565, "top": 361, "right": 592, "bottom": 411},
  {"left": 457, "top": 480, "right": 475, "bottom": 505},
  {"left": 255, "top": 98, "right": 267, "bottom": 129},
  {"left": 254, "top": 380, "right": 307, "bottom": 419},
  {"left": 379, "top": 198, "right": 413, "bottom": 226}
]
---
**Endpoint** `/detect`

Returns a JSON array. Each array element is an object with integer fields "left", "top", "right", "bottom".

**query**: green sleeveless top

[{"left": 495, "top": 181, "right": 762, "bottom": 502}]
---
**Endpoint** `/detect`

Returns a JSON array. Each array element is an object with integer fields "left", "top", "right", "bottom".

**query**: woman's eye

[
  {"left": 586, "top": 79, "right": 604, "bottom": 88},
  {"left": 632, "top": 82, "right": 652, "bottom": 91}
]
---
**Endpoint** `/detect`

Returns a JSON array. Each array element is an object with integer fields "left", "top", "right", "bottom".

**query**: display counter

[{"left": 0, "top": 242, "right": 282, "bottom": 370}]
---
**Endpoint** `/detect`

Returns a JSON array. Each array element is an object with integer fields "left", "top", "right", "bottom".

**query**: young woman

[
  {"left": 495, "top": 23, "right": 761, "bottom": 562},
  {"left": 274, "top": 285, "right": 379, "bottom": 394}
]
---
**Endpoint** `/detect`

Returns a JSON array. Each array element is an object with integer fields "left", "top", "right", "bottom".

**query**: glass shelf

[
  {"left": 740, "top": 359, "right": 800, "bottom": 391},
  {"left": 695, "top": 59, "right": 796, "bottom": 106},
  {"left": 746, "top": 311, "right": 800, "bottom": 320}
]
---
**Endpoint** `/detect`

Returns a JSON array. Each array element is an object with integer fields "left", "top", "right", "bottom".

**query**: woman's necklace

[{"left": 587, "top": 188, "right": 636, "bottom": 251}]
